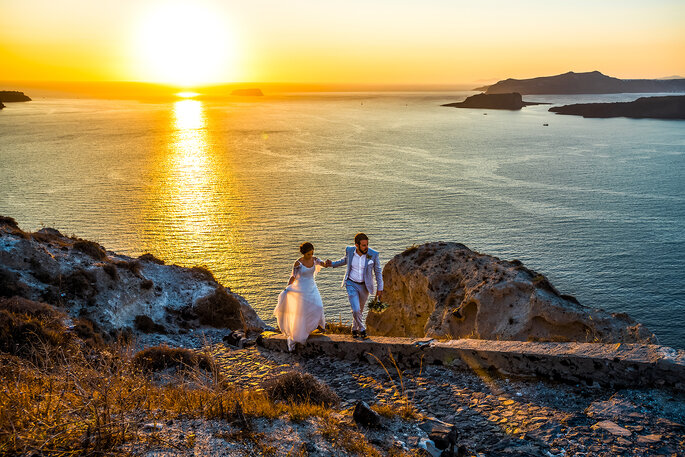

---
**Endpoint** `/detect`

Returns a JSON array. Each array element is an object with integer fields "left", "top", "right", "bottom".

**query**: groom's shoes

[
  {"left": 352, "top": 330, "right": 360, "bottom": 338},
  {"left": 360, "top": 330, "right": 368, "bottom": 339}
]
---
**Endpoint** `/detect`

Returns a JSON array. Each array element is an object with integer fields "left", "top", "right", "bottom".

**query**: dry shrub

[
  {"left": 139, "top": 253, "right": 165, "bottom": 265},
  {"left": 133, "top": 345, "right": 215, "bottom": 373},
  {"left": 73, "top": 316, "right": 107, "bottom": 348},
  {"left": 263, "top": 371, "right": 339, "bottom": 407},
  {"left": 0, "top": 309, "right": 71, "bottom": 361},
  {"left": 0, "top": 296, "right": 62, "bottom": 320},
  {"left": 134, "top": 314, "right": 167, "bottom": 334},
  {"left": 195, "top": 287, "right": 244, "bottom": 329},
  {"left": 401, "top": 244, "right": 419, "bottom": 256},
  {"left": 0, "top": 216, "right": 19, "bottom": 228},
  {"left": 190, "top": 265, "right": 217, "bottom": 283},
  {"left": 102, "top": 263, "right": 119, "bottom": 280},
  {"left": 73, "top": 239, "right": 108, "bottom": 260},
  {"left": 0, "top": 267, "right": 28, "bottom": 298},
  {"left": 63, "top": 268, "right": 98, "bottom": 299},
  {"left": 325, "top": 319, "right": 352, "bottom": 335},
  {"left": 114, "top": 259, "right": 142, "bottom": 278}
]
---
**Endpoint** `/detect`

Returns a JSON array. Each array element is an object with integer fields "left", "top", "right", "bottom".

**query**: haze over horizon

[{"left": 2, "top": 0, "right": 684, "bottom": 91}]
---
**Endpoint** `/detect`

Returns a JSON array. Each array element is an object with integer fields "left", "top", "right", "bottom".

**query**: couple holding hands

[{"left": 273, "top": 233, "right": 383, "bottom": 351}]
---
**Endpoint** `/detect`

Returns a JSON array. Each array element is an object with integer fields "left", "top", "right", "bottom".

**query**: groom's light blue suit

[{"left": 331, "top": 246, "right": 383, "bottom": 332}]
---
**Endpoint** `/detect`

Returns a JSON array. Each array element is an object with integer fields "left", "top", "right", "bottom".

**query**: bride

[{"left": 274, "top": 242, "right": 327, "bottom": 351}]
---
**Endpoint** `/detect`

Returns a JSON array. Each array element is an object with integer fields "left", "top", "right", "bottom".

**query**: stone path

[{"left": 209, "top": 344, "right": 685, "bottom": 457}]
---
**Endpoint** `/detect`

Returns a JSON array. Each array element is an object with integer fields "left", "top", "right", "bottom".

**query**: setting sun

[{"left": 134, "top": 3, "right": 237, "bottom": 87}]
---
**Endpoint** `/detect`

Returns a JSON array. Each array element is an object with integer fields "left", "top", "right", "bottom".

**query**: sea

[{"left": 1, "top": 91, "right": 683, "bottom": 349}]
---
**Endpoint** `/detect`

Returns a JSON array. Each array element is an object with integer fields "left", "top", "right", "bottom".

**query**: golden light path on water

[{"left": 141, "top": 99, "right": 254, "bottom": 291}]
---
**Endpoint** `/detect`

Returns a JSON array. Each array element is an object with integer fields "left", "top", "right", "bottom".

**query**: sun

[{"left": 135, "top": 2, "right": 237, "bottom": 88}]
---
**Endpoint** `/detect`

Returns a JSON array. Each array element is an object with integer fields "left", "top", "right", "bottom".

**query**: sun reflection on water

[{"left": 142, "top": 99, "right": 249, "bottom": 287}]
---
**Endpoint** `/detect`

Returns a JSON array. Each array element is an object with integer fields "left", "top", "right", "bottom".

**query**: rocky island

[
  {"left": 0, "top": 90, "right": 32, "bottom": 102},
  {"left": 442, "top": 92, "right": 543, "bottom": 110},
  {"left": 549, "top": 95, "right": 685, "bottom": 119},
  {"left": 480, "top": 71, "right": 685, "bottom": 95},
  {"left": 1, "top": 217, "right": 683, "bottom": 456}
]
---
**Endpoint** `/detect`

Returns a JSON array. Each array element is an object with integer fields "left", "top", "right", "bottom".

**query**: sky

[{"left": 1, "top": 0, "right": 684, "bottom": 88}]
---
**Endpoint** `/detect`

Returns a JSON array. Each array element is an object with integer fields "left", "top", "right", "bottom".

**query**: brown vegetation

[
  {"left": 73, "top": 239, "right": 108, "bottom": 260},
  {"left": 0, "top": 216, "right": 18, "bottom": 228},
  {"left": 133, "top": 345, "right": 215, "bottom": 373},
  {"left": 190, "top": 265, "right": 217, "bottom": 283},
  {"left": 263, "top": 371, "right": 340, "bottom": 407},
  {"left": 194, "top": 287, "right": 244, "bottom": 329},
  {"left": 134, "top": 314, "right": 167, "bottom": 334},
  {"left": 139, "top": 253, "right": 165, "bottom": 265}
]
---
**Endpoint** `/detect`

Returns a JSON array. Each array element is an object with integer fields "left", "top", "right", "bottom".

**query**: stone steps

[{"left": 257, "top": 333, "right": 685, "bottom": 391}]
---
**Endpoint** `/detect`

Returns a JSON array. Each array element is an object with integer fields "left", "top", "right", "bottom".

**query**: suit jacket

[{"left": 331, "top": 246, "right": 383, "bottom": 294}]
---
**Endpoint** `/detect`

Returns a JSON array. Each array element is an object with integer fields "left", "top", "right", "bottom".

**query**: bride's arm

[{"left": 288, "top": 261, "right": 300, "bottom": 285}]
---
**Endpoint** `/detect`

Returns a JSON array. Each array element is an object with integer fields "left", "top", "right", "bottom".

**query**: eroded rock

[
  {"left": 367, "top": 242, "right": 655, "bottom": 344},
  {"left": 0, "top": 217, "right": 265, "bottom": 336}
]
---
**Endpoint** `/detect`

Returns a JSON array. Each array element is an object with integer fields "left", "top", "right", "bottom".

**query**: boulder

[
  {"left": 366, "top": 242, "right": 655, "bottom": 343},
  {"left": 353, "top": 401, "right": 381, "bottom": 427}
]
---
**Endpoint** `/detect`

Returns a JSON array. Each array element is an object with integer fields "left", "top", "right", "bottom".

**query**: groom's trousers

[{"left": 345, "top": 279, "right": 369, "bottom": 332}]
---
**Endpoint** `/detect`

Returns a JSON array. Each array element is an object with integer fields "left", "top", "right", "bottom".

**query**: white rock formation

[{"left": 366, "top": 242, "right": 655, "bottom": 343}]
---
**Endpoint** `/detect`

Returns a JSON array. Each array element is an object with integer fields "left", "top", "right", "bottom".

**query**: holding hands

[{"left": 324, "top": 259, "right": 332, "bottom": 267}]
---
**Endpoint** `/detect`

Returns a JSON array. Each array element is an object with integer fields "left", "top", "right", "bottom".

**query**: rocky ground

[{"left": 135, "top": 330, "right": 685, "bottom": 457}]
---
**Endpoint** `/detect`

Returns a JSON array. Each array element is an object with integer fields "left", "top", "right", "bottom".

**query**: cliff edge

[
  {"left": 0, "top": 216, "right": 265, "bottom": 338},
  {"left": 367, "top": 242, "right": 655, "bottom": 344}
]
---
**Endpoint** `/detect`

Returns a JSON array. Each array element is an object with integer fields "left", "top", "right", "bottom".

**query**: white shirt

[{"left": 349, "top": 251, "right": 365, "bottom": 283}]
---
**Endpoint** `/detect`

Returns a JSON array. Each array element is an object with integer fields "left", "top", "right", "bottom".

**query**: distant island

[
  {"left": 442, "top": 92, "right": 544, "bottom": 110},
  {"left": 549, "top": 95, "right": 685, "bottom": 119},
  {"left": 479, "top": 71, "right": 685, "bottom": 95},
  {"left": 230, "top": 88, "right": 264, "bottom": 96},
  {"left": 0, "top": 90, "right": 31, "bottom": 102},
  {"left": 0, "top": 101, "right": 4, "bottom": 110}
]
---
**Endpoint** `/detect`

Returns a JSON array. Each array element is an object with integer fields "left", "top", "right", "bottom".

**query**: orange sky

[{"left": 1, "top": 0, "right": 683, "bottom": 88}]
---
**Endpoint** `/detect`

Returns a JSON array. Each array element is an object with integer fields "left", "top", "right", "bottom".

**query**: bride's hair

[{"left": 299, "top": 242, "right": 314, "bottom": 255}]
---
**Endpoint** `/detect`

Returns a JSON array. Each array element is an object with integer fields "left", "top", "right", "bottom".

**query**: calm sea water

[{"left": 1, "top": 92, "right": 683, "bottom": 348}]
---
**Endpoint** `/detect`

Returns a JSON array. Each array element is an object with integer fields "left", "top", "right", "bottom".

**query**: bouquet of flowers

[{"left": 367, "top": 295, "right": 388, "bottom": 313}]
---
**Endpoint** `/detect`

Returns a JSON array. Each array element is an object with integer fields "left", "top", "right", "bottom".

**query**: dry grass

[
  {"left": 263, "top": 371, "right": 340, "bottom": 408},
  {"left": 0, "top": 341, "right": 354, "bottom": 456},
  {"left": 371, "top": 402, "right": 422, "bottom": 421},
  {"left": 325, "top": 314, "right": 352, "bottom": 334}
]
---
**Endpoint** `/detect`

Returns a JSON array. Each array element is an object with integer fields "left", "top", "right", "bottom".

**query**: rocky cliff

[
  {"left": 0, "top": 216, "right": 264, "bottom": 337},
  {"left": 549, "top": 95, "right": 685, "bottom": 119},
  {"left": 366, "top": 242, "right": 655, "bottom": 343},
  {"left": 482, "top": 71, "right": 685, "bottom": 95}
]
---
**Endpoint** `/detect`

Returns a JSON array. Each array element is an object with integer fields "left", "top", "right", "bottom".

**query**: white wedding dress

[{"left": 274, "top": 259, "right": 326, "bottom": 351}]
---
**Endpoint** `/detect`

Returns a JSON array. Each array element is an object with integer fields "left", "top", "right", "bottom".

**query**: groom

[{"left": 326, "top": 233, "right": 383, "bottom": 338}]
